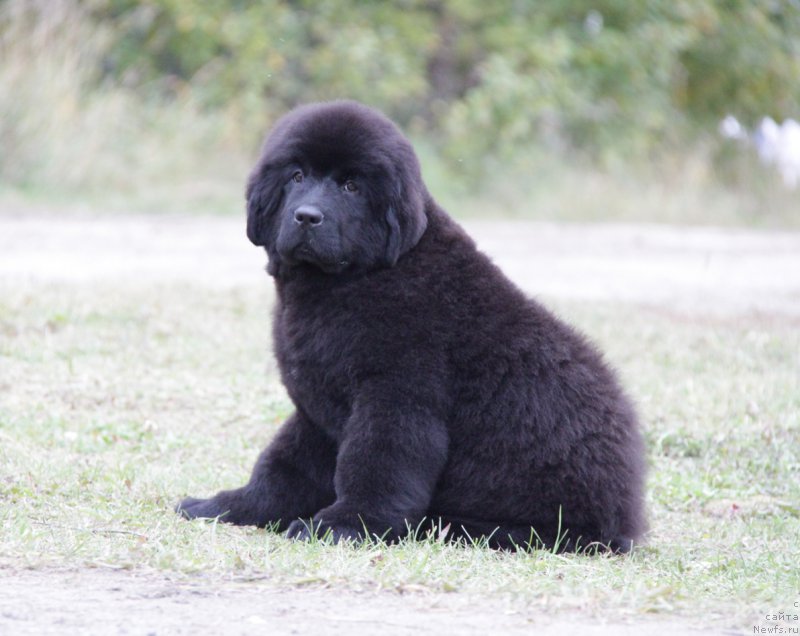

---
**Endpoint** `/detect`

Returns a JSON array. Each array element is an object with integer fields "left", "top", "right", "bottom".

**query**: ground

[
  {"left": 1, "top": 211, "right": 798, "bottom": 635},
  {"left": 4, "top": 214, "right": 800, "bottom": 315},
  {"left": 1, "top": 568, "right": 737, "bottom": 636}
]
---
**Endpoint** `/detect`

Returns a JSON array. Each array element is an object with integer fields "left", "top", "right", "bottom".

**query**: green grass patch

[{"left": 0, "top": 283, "right": 798, "bottom": 626}]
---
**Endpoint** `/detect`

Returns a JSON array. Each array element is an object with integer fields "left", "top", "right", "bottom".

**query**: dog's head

[{"left": 246, "top": 101, "right": 428, "bottom": 278}]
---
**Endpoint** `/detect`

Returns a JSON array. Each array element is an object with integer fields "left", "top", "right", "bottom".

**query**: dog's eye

[
  {"left": 343, "top": 180, "right": 358, "bottom": 193},
  {"left": 291, "top": 171, "right": 304, "bottom": 184}
]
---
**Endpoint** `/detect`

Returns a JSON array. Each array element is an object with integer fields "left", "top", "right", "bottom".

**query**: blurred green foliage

[
  {"left": 0, "top": 0, "right": 798, "bottom": 219},
  {"left": 88, "top": 0, "right": 800, "bottom": 162}
]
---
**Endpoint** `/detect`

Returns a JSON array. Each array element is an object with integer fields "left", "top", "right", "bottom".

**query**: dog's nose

[{"left": 293, "top": 205, "right": 324, "bottom": 227}]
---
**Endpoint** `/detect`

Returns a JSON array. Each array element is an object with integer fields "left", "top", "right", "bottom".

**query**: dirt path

[
  {"left": 0, "top": 567, "right": 731, "bottom": 636},
  {"left": 2, "top": 214, "right": 799, "bottom": 316},
  {"left": 2, "top": 211, "right": 788, "bottom": 635}
]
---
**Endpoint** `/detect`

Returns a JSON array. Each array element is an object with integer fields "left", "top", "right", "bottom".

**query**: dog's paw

[
  {"left": 285, "top": 518, "right": 361, "bottom": 544},
  {"left": 175, "top": 496, "right": 229, "bottom": 521}
]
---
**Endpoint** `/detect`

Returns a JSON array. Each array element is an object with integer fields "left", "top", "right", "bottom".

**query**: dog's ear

[
  {"left": 246, "top": 164, "right": 285, "bottom": 276},
  {"left": 384, "top": 154, "right": 428, "bottom": 266},
  {"left": 246, "top": 165, "right": 282, "bottom": 246}
]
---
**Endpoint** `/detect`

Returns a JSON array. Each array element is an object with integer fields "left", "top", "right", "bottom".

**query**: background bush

[{"left": 1, "top": 0, "right": 798, "bottom": 221}]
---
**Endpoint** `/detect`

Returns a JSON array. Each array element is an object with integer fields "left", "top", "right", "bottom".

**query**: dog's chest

[{"left": 273, "top": 299, "right": 358, "bottom": 437}]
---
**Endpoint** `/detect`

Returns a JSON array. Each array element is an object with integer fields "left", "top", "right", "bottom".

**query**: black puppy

[{"left": 177, "top": 101, "right": 646, "bottom": 552}]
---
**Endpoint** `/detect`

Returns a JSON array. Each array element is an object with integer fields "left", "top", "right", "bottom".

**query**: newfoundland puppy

[{"left": 177, "top": 101, "right": 646, "bottom": 552}]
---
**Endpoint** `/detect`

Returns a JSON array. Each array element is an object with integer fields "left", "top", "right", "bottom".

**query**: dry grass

[{"left": 0, "top": 0, "right": 250, "bottom": 212}]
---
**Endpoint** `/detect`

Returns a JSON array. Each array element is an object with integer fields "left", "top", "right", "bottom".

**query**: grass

[
  {"left": 416, "top": 140, "right": 800, "bottom": 229},
  {"left": 1, "top": 281, "right": 798, "bottom": 629},
  {"left": 0, "top": 0, "right": 253, "bottom": 216}
]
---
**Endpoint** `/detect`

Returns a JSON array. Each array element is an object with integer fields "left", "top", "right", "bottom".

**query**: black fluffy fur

[{"left": 177, "top": 101, "right": 646, "bottom": 553}]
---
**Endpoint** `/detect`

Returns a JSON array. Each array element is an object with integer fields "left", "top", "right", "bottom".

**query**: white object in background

[{"left": 754, "top": 116, "right": 800, "bottom": 189}]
